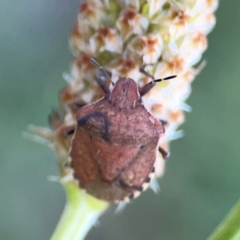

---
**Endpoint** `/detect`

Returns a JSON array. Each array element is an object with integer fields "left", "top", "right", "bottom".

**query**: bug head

[
  {"left": 90, "top": 58, "right": 176, "bottom": 108},
  {"left": 110, "top": 77, "right": 139, "bottom": 109}
]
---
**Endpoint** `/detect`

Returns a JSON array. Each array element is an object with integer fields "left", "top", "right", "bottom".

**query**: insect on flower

[{"left": 67, "top": 59, "right": 176, "bottom": 203}]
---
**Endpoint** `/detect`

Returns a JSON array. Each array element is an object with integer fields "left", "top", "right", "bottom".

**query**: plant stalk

[
  {"left": 50, "top": 181, "right": 109, "bottom": 240},
  {"left": 207, "top": 199, "right": 240, "bottom": 240}
]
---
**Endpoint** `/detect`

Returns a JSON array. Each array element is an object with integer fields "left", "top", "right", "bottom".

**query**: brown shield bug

[{"left": 68, "top": 59, "right": 176, "bottom": 202}]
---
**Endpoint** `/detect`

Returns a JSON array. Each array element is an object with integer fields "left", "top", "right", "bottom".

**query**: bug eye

[{"left": 140, "top": 145, "right": 144, "bottom": 149}]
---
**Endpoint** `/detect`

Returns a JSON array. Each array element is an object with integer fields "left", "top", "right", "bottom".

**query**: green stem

[
  {"left": 50, "top": 181, "right": 109, "bottom": 240},
  {"left": 207, "top": 199, "right": 240, "bottom": 240}
]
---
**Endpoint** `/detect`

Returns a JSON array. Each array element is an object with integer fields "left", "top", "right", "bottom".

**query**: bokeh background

[{"left": 0, "top": 1, "right": 239, "bottom": 240}]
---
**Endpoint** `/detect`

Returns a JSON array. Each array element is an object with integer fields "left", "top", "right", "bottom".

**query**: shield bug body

[{"left": 69, "top": 60, "right": 176, "bottom": 202}]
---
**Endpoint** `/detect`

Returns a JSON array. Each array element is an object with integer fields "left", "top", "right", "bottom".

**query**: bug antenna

[
  {"left": 154, "top": 75, "right": 177, "bottom": 83},
  {"left": 140, "top": 75, "right": 177, "bottom": 97},
  {"left": 90, "top": 58, "right": 114, "bottom": 85}
]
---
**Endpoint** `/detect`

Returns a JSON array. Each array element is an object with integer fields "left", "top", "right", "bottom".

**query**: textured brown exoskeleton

[{"left": 69, "top": 59, "right": 176, "bottom": 202}]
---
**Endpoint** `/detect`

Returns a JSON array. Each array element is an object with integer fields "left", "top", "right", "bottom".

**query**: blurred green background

[{"left": 0, "top": 1, "right": 239, "bottom": 240}]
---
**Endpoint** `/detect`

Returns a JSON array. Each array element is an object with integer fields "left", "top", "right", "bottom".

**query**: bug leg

[
  {"left": 139, "top": 64, "right": 154, "bottom": 80},
  {"left": 63, "top": 160, "right": 73, "bottom": 168},
  {"left": 67, "top": 101, "right": 87, "bottom": 114},
  {"left": 63, "top": 127, "right": 75, "bottom": 136},
  {"left": 159, "top": 120, "right": 168, "bottom": 126},
  {"left": 159, "top": 120, "right": 168, "bottom": 133},
  {"left": 72, "top": 101, "right": 87, "bottom": 108},
  {"left": 158, "top": 146, "right": 169, "bottom": 159},
  {"left": 48, "top": 109, "right": 63, "bottom": 129},
  {"left": 139, "top": 64, "right": 156, "bottom": 97}
]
